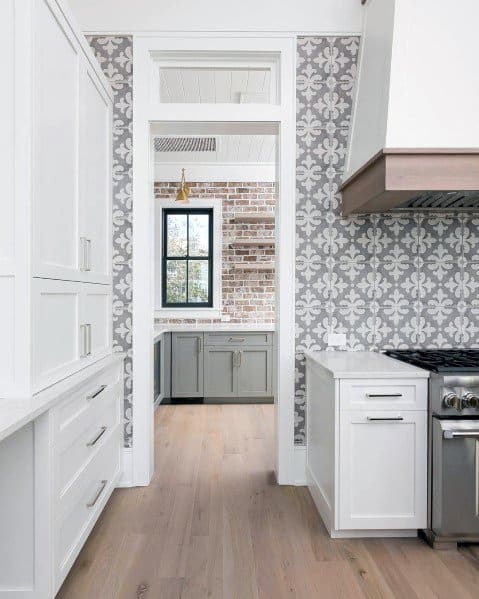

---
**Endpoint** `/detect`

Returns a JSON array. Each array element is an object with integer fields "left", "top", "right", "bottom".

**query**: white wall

[{"left": 67, "top": 0, "right": 363, "bottom": 33}]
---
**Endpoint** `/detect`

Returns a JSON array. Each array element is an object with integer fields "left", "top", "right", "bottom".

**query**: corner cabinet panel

[
  {"left": 237, "top": 347, "right": 273, "bottom": 397},
  {"left": 172, "top": 333, "right": 204, "bottom": 398},
  {"left": 32, "top": 0, "right": 80, "bottom": 281},
  {"left": 81, "top": 283, "right": 112, "bottom": 365},
  {"left": 204, "top": 347, "right": 236, "bottom": 397},
  {"left": 338, "top": 410, "right": 427, "bottom": 530},
  {"left": 78, "top": 67, "right": 112, "bottom": 284},
  {"left": 33, "top": 279, "right": 83, "bottom": 391}
]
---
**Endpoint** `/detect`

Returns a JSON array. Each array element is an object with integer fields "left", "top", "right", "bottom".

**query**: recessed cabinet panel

[
  {"left": 81, "top": 284, "right": 112, "bottom": 363},
  {"left": 33, "top": 0, "right": 79, "bottom": 280},
  {"left": 339, "top": 410, "right": 427, "bottom": 530},
  {"left": 79, "top": 69, "right": 111, "bottom": 283},
  {"left": 33, "top": 279, "right": 82, "bottom": 390},
  {"left": 172, "top": 333, "right": 204, "bottom": 397},
  {"left": 204, "top": 347, "right": 236, "bottom": 397},
  {"left": 237, "top": 348, "right": 272, "bottom": 397}
]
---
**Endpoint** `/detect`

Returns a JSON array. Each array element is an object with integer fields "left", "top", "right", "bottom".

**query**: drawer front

[
  {"left": 55, "top": 384, "right": 121, "bottom": 496},
  {"left": 340, "top": 378, "right": 428, "bottom": 411},
  {"left": 52, "top": 363, "right": 121, "bottom": 437},
  {"left": 204, "top": 332, "right": 273, "bottom": 346},
  {"left": 55, "top": 425, "right": 121, "bottom": 590}
]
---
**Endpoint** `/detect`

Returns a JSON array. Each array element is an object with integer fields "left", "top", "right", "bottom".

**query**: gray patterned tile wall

[
  {"left": 88, "top": 36, "right": 133, "bottom": 447},
  {"left": 295, "top": 37, "right": 479, "bottom": 444}
]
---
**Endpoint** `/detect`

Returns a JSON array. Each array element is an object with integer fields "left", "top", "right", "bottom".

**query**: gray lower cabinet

[
  {"left": 171, "top": 333, "right": 204, "bottom": 398},
  {"left": 204, "top": 347, "right": 236, "bottom": 397},
  {"left": 237, "top": 347, "right": 273, "bottom": 397}
]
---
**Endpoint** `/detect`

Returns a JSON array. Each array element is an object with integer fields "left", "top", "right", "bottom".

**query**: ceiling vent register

[{"left": 154, "top": 137, "right": 216, "bottom": 152}]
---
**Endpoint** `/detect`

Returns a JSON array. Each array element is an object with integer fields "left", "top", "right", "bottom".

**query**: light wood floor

[{"left": 58, "top": 404, "right": 479, "bottom": 599}]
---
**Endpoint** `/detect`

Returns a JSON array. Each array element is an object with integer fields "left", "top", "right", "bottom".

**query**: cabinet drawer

[
  {"left": 55, "top": 384, "right": 121, "bottom": 496},
  {"left": 204, "top": 332, "right": 273, "bottom": 346},
  {"left": 339, "top": 378, "right": 427, "bottom": 411},
  {"left": 52, "top": 364, "right": 121, "bottom": 438},
  {"left": 54, "top": 425, "right": 121, "bottom": 590}
]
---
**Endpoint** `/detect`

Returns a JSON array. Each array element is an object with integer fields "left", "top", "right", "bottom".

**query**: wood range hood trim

[{"left": 340, "top": 149, "right": 479, "bottom": 215}]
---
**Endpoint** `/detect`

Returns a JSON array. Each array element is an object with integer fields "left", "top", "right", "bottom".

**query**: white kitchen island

[{"left": 304, "top": 350, "right": 430, "bottom": 538}]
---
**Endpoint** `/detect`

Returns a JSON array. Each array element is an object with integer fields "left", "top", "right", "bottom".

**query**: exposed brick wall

[{"left": 154, "top": 182, "right": 276, "bottom": 324}]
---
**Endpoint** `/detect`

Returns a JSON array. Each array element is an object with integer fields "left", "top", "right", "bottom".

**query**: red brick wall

[{"left": 154, "top": 182, "right": 276, "bottom": 324}]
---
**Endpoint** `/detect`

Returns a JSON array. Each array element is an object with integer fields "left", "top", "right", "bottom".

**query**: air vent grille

[
  {"left": 154, "top": 137, "right": 216, "bottom": 152},
  {"left": 397, "top": 191, "right": 479, "bottom": 211}
]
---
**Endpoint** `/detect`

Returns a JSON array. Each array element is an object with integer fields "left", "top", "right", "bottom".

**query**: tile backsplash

[
  {"left": 155, "top": 182, "right": 276, "bottom": 325},
  {"left": 294, "top": 36, "right": 479, "bottom": 444}
]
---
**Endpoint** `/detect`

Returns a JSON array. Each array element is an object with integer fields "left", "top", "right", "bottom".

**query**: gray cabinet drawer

[{"left": 204, "top": 332, "right": 273, "bottom": 346}]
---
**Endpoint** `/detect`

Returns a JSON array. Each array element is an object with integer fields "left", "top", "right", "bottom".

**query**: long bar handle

[
  {"left": 86, "top": 480, "right": 108, "bottom": 508},
  {"left": 198, "top": 336, "right": 203, "bottom": 353},
  {"left": 366, "top": 393, "right": 403, "bottom": 398},
  {"left": 86, "top": 426, "right": 107, "bottom": 447},
  {"left": 238, "top": 350, "right": 243, "bottom": 367},
  {"left": 80, "top": 324, "right": 87, "bottom": 358},
  {"left": 229, "top": 337, "right": 246, "bottom": 342},
  {"left": 85, "top": 323, "right": 92, "bottom": 356},
  {"left": 367, "top": 416, "right": 404, "bottom": 421},
  {"left": 87, "top": 384, "right": 107, "bottom": 400},
  {"left": 444, "top": 430, "right": 479, "bottom": 440}
]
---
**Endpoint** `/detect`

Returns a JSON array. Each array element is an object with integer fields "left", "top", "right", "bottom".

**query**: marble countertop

[
  {"left": 304, "top": 350, "right": 430, "bottom": 379},
  {"left": 0, "top": 354, "right": 125, "bottom": 443},
  {"left": 153, "top": 323, "right": 275, "bottom": 343}
]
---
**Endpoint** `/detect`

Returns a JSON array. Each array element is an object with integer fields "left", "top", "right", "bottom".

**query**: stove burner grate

[{"left": 384, "top": 349, "right": 479, "bottom": 372}]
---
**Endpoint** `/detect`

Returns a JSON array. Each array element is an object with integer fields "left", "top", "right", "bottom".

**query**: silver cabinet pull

[
  {"left": 365, "top": 393, "right": 403, "bottom": 398},
  {"left": 85, "top": 323, "right": 92, "bottom": 356},
  {"left": 87, "top": 384, "right": 107, "bottom": 400},
  {"left": 86, "top": 426, "right": 107, "bottom": 447},
  {"left": 232, "top": 351, "right": 237, "bottom": 368},
  {"left": 367, "top": 416, "right": 404, "bottom": 421},
  {"left": 86, "top": 480, "right": 108, "bottom": 508},
  {"left": 444, "top": 430, "right": 479, "bottom": 440},
  {"left": 80, "top": 324, "right": 88, "bottom": 358},
  {"left": 80, "top": 237, "right": 92, "bottom": 271},
  {"left": 86, "top": 238, "right": 92, "bottom": 271},
  {"left": 238, "top": 350, "right": 243, "bottom": 367},
  {"left": 229, "top": 337, "right": 246, "bottom": 342},
  {"left": 198, "top": 336, "right": 203, "bottom": 353}
]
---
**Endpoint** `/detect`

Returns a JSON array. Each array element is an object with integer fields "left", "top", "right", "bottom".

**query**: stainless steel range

[{"left": 385, "top": 349, "right": 479, "bottom": 549}]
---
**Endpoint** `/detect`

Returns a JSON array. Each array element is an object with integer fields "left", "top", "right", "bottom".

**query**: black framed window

[{"left": 162, "top": 208, "right": 213, "bottom": 307}]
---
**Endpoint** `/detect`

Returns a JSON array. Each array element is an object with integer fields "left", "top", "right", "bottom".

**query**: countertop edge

[
  {"left": 0, "top": 353, "right": 126, "bottom": 444},
  {"left": 304, "top": 350, "right": 430, "bottom": 379}
]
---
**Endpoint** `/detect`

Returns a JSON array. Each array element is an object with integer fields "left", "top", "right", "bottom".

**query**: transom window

[{"left": 162, "top": 208, "right": 213, "bottom": 307}]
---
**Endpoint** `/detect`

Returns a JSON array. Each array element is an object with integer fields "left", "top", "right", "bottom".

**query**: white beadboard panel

[
  {"left": 0, "top": 276, "right": 15, "bottom": 390},
  {"left": 0, "top": 0, "right": 15, "bottom": 266}
]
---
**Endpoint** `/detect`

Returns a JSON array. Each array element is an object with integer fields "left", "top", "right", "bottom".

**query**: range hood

[{"left": 341, "top": 0, "right": 479, "bottom": 214}]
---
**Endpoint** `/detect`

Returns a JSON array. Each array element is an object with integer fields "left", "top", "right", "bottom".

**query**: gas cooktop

[{"left": 384, "top": 349, "right": 479, "bottom": 373}]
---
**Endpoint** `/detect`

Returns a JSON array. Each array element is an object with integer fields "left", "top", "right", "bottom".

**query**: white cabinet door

[
  {"left": 338, "top": 410, "right": 427, "bottom": 530},
  {"left": 33, "top": 279, "right": 83, "bottom": 391},
  {"left": 81, "top": 284, "right": 112, "bottom": 365},
  {"left": 78, "top": 67, "right": 112, "bottom": 284},
  {"left": 32, "top": 0, "right": 80, "bottom": 281}
]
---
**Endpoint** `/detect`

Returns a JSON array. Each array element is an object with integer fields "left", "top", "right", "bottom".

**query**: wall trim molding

[
  {"left": 117, "top": 448, "right": 134, "bottom": 487},
  {"left": 293, "top": 445, "right": 307, "bottom": 486}
]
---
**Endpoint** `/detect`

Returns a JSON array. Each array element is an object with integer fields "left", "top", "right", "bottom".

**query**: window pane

[
  {"left": 189, "top": 214, "right": 209, "bottom": 256},
  {"left": 188, "top": 260, "right": 209, "bottom": 303},
  {"left": 166, "top": 260, "right": 187, "bottom": 303},
  {"left": 167, "top": 213, "right": 187, "bottom": 256}
]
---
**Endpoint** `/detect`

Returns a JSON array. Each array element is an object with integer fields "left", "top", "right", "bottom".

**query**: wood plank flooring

[{"left": 58, "top": 404, "right": 479, "bottom": 598}]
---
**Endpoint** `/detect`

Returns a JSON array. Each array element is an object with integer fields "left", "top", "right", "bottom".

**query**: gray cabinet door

[
  {"left": 237, "top": 347, "right": 272, "bottom": 397},
  {"left": 171, "top": 333, "right": 204, "bottom": 397},
  {"left": 204, "top": 347, "right": 237, "bottom": 397}
]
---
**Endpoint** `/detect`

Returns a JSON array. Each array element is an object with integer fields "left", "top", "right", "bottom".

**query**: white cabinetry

[
  {"left": 305, "top": 352, "right": 429, "bottom": 538},
  {"left": 1, "top": 0, "right": 113, "bottom": 397}
]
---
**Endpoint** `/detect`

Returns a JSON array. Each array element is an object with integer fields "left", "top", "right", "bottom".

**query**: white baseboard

[
  {"left": 117, "top": 447, "right": 134, "bottom": 487},
  {"left": 293, "top": 445, "right": 306, "bottom": 485}
]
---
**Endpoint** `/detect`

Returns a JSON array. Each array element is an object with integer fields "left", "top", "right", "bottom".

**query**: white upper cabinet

[
  {"left": 1, "top": 0, "right": 114, "bottom": 397},
  {"left": 78, "top": 68, "right": 112, "bottom": 283}
]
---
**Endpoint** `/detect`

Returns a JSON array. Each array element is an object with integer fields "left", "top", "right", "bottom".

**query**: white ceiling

[
  {"left": 159, "top": 67, "right": 271, "bottom": 104},
  {"left": 154, "top": 135, "right": 275, "bottom": 163}
]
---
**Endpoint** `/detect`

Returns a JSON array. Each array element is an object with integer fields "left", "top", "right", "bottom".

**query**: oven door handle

[{"left": 443, "top": 430, "right": 479, "bottom": 440}]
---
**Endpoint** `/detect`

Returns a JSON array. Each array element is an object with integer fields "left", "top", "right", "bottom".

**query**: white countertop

[
  {"left": 0, "top": 354, "right": 125, "bottom": 443},
  {"left": 153, "top": 323, "right": 275, "bottom": 343},
  {"left": 304, "top": 350, "right": 429, "bottom": 379}
]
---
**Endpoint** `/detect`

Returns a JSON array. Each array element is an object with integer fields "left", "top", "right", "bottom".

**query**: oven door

[{"left": 432, "top": 418, "right": 479, "bottom": 538}]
